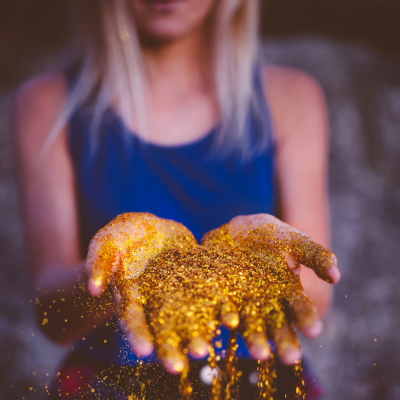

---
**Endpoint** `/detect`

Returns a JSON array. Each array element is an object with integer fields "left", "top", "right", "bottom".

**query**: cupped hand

[
  {"left": 85, "top": 213, "right": 340, "bottom": 371},
  {"left": 85, "top": 212, "right": 197, "bottom": 358},
  {"left": 201, "top": 213, "right": 341, "bottom": 364}
]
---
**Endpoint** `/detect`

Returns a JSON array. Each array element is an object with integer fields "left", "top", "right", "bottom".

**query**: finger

[
  {"left": 285, "top": 234, "right": 340, "bottom": 284},
  {"left": 157, "top": 332, "right": 187, "bottom": 375},
  {"left": 269, "top": 322, "right": 302, "bottom": 366},
  {"left": 220, "top": 301, "right": 240, "bottom": 330},
  {"left": 86, "top": 239, "right": 120, "bottom": 296},
  {"left": 245, "top": 331, "right": 271, "bottom": 361},
  {"left": 116, "top": 281, "right": 153, "bottom": 357},
  {"left": 256, "top": 297, "right": 302, "bottom": 365},
  {"left": 85, "top": 213, "right": 141, "bottom": 296},
  {"left": 240, "top": 314, "right": 271, "bottom": 361},
  {"left": 267, "top": 311, "right": 302, "bottom": 365},
  {"left": 287, "top": 290, "right": 323, "bottom": 338},
  {"left": 228, "top": 214, "right": 340, "bottom": 284}
]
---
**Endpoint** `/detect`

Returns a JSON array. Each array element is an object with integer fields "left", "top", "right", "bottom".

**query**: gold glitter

[
  {"left": 86, "top": 212, "right": 197, "bottom": 294},
  {"left": 94, "top": 276, "right": 103, "bottom": 288},
  {"left": 83, "top": 213, "right": 337, "bottom": 399}
]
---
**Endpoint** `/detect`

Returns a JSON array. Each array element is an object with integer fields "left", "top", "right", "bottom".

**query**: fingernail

[
  {"left": 172, "top": 361, "right": 185, "bottom": 373},
  {"left": 187, "top": 338, "right": 209, "bottom": 359},
  {"left": 88, "top": 280, "right": 102, "bottom": 296},
  {"left": 249, "top": 343, "right": 271, "bottom": 361},
  {"left": 136, "top": 342, "right": 153, "bottom": 358},
  {"left": 165, "top": 358, "right": 185, "bottom": 374},
  {"left": 303, "top": 320, "right": 323, "bottom": 338},
  {"left": 222, "top": 313, "right": 239, "bottom": 329},
  {"left": 280, "top": 348, "right": 302, "bottom": 365},
  {"left": 93, "top": 276, "right": 103, "bottom": 288},
  {"left": 327, "top": 266, "right": 341, "bottom": 283},
  {"left": 129, "top": 335, "right": 153, "bottom": 357}
]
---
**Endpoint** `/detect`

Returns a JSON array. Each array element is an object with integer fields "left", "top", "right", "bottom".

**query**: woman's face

[{"left": 130, "top": 0, "right": 217, "bottom": 44}]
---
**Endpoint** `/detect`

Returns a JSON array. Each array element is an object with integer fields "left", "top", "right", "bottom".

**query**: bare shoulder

[
  {"left": 15, "top": 72, "right": 66, "bottom": 111},
  {"left": 262, "top": 64, "right": 325, "bottom": 105},
  {"left": 261, "top": 64, "right": 327, "bottom": 141},
  {"left": 14, "top": 72, "right": 67, "bottom": 149}
]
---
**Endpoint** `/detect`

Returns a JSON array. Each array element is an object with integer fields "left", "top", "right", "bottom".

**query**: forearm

[{"left": 34, "top": 262, "right": 116, "bottom": 344}]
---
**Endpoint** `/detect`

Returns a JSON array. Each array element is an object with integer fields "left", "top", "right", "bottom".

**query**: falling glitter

[{"left": 77, "top": 213, "right": 337, "bottom": 399}]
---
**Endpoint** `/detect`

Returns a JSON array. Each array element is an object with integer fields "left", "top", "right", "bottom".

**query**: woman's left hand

[{"left": 201, "top": 213, "right": 340, "bottom": 364}]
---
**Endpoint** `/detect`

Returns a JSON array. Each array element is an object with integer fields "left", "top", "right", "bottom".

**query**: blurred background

[{"left": 1, "top": 1, "right": 400, "bottom": 399}]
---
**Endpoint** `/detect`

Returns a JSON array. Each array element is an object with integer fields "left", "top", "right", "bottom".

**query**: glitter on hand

[{"left": 84, "top": 212, "right": 338, "bottom": 399}]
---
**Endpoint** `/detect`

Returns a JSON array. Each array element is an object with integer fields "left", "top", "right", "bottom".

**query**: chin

[
  {"left": 138, "top": 22, "right": 198, "bottom": 44},
  {"left": 131, "top": 0, "right": 215, "bottom": 45}
]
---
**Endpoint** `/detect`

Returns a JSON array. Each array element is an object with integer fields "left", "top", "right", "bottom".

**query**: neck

[{"left": 142, "top": 29, "right": 213, "bottom": 96}]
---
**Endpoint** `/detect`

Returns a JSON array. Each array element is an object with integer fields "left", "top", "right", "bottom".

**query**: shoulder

[
  {"left": 15, "top": 72, "right": 67, "bottom": 111},
  {"left": 14, "top": 72, "right": 68, "bottom": 149},
  {"left": 15, "top": 72, "right": 67, "bottom": 120},
  {"left": 261, "top": 64, "right": 327, "bottom": 141},
  {"left": 262, "top": 64, "right": 325, "bottom": 108}
]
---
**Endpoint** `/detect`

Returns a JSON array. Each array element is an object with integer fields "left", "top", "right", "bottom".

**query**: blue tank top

[{"left": 67, "top": 67, "right": 276, "bottom": 365}]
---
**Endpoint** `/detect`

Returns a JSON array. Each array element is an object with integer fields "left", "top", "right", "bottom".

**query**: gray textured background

[{"left": 1, "top": 38, "right": 400, "bottom": 400}]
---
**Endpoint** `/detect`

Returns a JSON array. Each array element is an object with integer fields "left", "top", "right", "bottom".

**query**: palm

[{"left": 86, "top": 213, "right": 340, "bottom": 373}]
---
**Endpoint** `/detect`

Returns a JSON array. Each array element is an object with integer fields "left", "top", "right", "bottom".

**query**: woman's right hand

[{"left": 85, "top": 212, "right": 197, "bottom": 358}]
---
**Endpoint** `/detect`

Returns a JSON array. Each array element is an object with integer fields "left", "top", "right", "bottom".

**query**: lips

[
  {"left": 145, "top": 0, "right": 182, "bottom": 3},
  {"left": 143, "top": 0, "right": 184, "bottom": 13}
]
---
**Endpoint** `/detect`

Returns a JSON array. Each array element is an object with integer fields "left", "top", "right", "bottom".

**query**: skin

[
  {"left": 14, "top": 0, "right": 339, "bottom": 371},
  {"left": 84, "top": 212, "right": 339, "bottom": 373},
  {"left": 265, "top": 65, "right": 334, "bottom": 316},
  {"left": 129, "top": 0, "right": 217, "bottom": 45}
]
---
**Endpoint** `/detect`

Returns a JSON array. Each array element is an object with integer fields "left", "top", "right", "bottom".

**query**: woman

[{"left": 14, "top": 0, "right": 340, "bottom": 398}]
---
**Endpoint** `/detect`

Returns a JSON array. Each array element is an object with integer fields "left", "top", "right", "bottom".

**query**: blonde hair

[{"left": 46, "top": 0, "right": 269, "bottom": 159}]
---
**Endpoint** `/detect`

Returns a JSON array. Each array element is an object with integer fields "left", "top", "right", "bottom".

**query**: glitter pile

[{"left": 85, "top": 213, "right": 337, "bottom": 399}]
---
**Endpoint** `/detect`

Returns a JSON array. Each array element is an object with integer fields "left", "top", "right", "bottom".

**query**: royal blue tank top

[{"left": 67, "top": 67, "right": 276, "bottom": 365}]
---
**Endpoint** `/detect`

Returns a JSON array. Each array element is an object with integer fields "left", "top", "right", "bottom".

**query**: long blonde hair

[{"left": 46, "top": 0, "right": 269, "bottom": 159}]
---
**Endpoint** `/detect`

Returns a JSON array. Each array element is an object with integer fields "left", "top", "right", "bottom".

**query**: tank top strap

[
  {"left": 247, "top": 62, "right": 274, "bottom": 152},
  {"left": 64, "top": 63, "right": 98, "bottom": 169}
]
